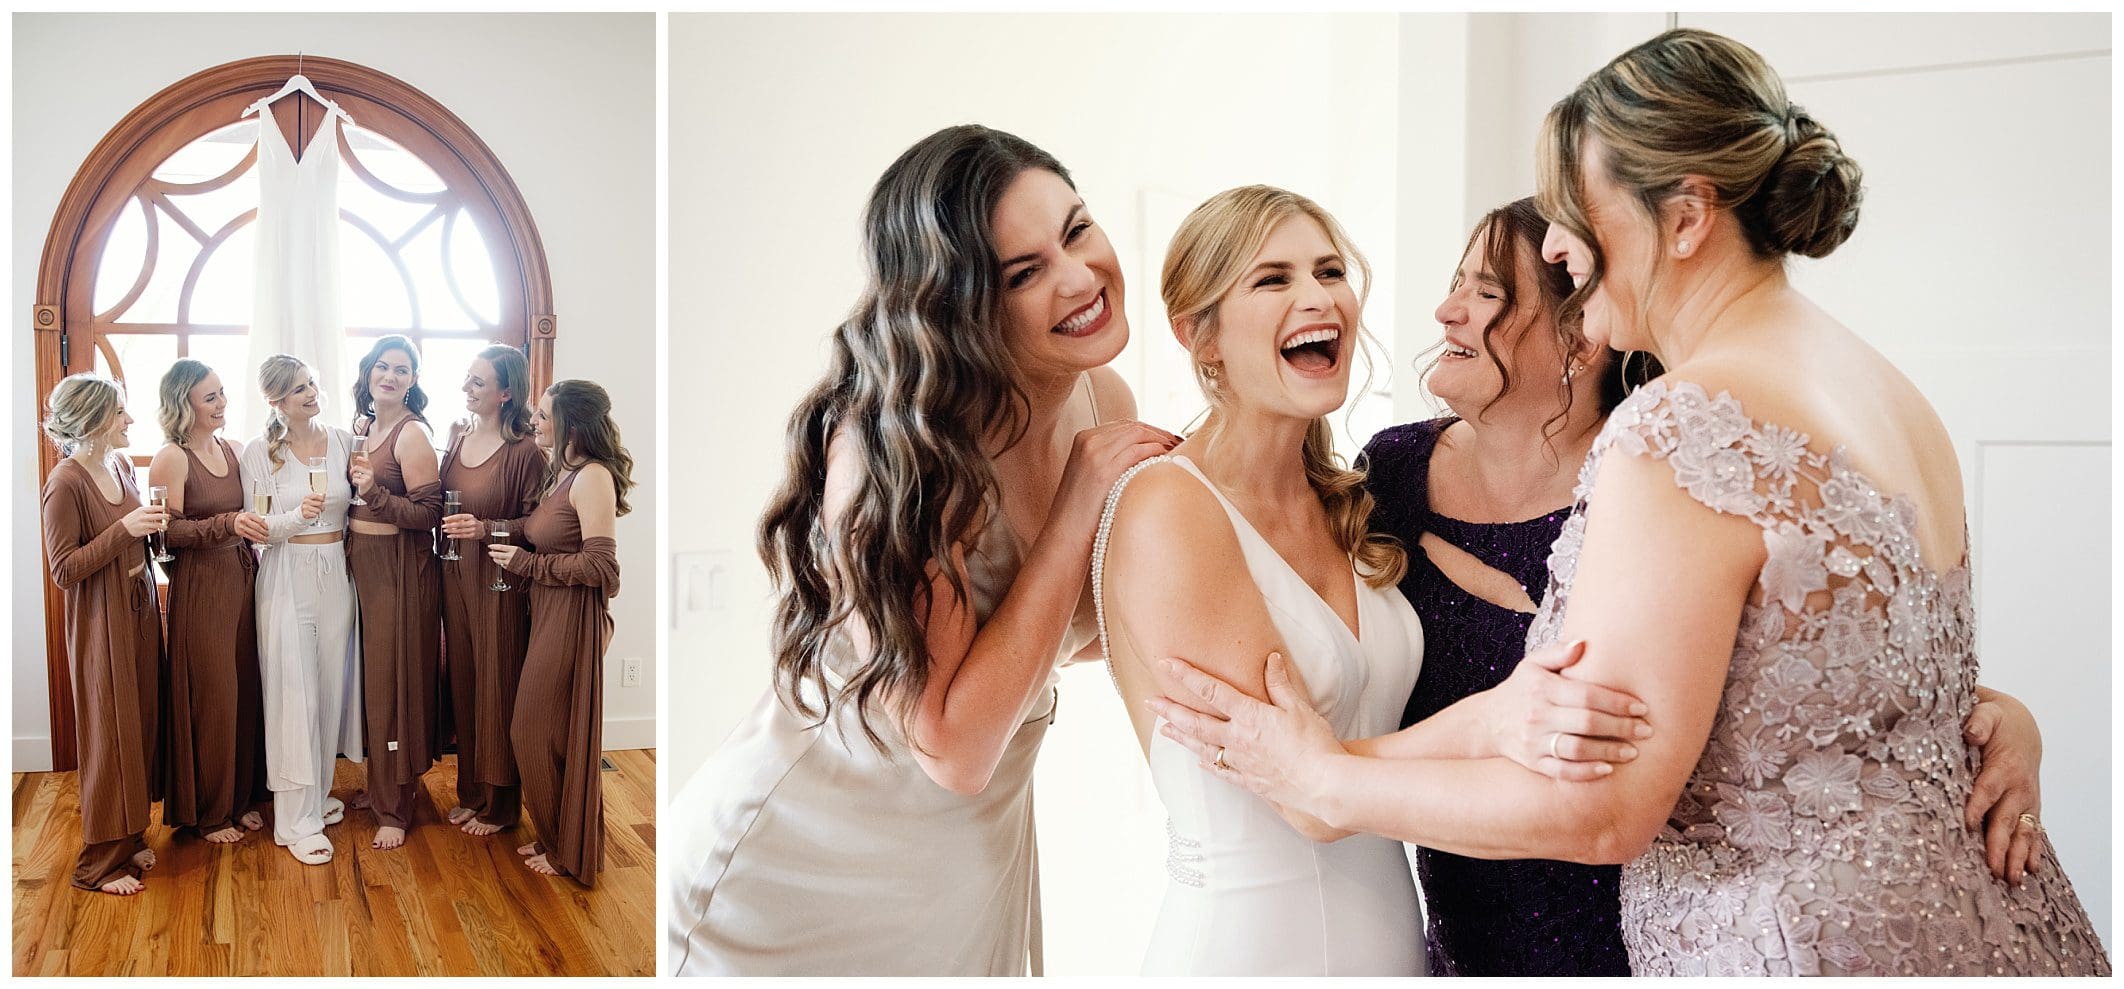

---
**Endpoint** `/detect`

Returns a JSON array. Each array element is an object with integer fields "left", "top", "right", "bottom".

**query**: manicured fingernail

[
  {"left": 1594, "top": 762, "right": 1613, "bottom": 775},
  {"left": 1268, "top": 652, "right": 1283, "bottom": 662},
  {"left": 1635, "top": 723, "right": 1654, "bottom": 738},
  {"left": 1619, "top": 745, "right": 1638, "bottom": 760},
  {"left": 1160, "top": 659, "right": 1180, "bottom": 673},
  {"left": 1629, "top": 703, "right": 1649, "bottom": 717}
]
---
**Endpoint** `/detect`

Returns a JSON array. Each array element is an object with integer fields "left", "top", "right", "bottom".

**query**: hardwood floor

[{"left": 12, "top": 749, "right": 655, "bottom": 977}]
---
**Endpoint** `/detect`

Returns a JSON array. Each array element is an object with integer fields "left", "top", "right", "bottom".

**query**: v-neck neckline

[{"left": 1170, "top": 454, "right": 1365, "bottom": 645}]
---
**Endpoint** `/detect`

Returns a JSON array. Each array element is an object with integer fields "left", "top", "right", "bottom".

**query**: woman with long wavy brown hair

[
  {"left": 489, "top": 378, "right": 632, "bottom": 884},
  {"left": 664, "top": 124, "right": 1176, "bottom": 975}
]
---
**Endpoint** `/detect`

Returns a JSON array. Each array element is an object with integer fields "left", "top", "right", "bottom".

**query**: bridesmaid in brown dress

[
  {"left": 437, "top": 344, "right": 546, "bottom": 836},
  {"left": 39, "top": 373, "right": 167, "bottom": 894},
  {"left": 490, "top": 379, "right": 632, "bottom": 884},
  {"left": 148, "top": 359, "right": 271, "bottom": 844},
  {"left": 346, "top": 335, "right": 444, "bottom": 851}
]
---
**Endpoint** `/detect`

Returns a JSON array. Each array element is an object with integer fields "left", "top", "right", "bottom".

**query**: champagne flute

[
  {"left": 251, "top": 480, "right": 274, "bottom": 552},
  {"left": 304, "top": 456, "right": 329, "bottom": 530},
  {"left": 487, "top": 520, "right": 514, "bottom": 592},
  {"left": 438, "top": 489, "right": 463, "bottom": 560},
  {"left": 349, "top": 435, "right": 369, "bottom": 506},
  {"left": 146, "top": 484, "right": 175, "bottom": 563}
]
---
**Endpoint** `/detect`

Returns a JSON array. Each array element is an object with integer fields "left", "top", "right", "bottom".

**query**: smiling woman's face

[
  {"left": 991, "top": 168, "right": 1130, "bottom": 381},
  {"left": 1200, "top": 215, "right": 1361, "bottom": 422}
]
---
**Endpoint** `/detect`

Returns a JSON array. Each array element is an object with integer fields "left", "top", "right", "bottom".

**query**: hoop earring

[{"left": 1201, "top": 363, "right": 1220, "bottom": 380}]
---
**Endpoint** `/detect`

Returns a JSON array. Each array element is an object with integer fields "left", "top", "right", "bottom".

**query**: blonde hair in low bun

[
  {"left": 42, "top": 372, "right": 126, "bottom": 457},
  {"left": 1538, "top": 27, "right": 1863, "bottom": 278}
]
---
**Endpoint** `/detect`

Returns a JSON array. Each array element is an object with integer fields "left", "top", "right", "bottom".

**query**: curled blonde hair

[
  {"left": 1160, "top": 185, "right": 1404, "bottom": 588},
  {"left": 157, "top": 358, "right": 215, "bottom": 447},
  {"left": 42, "top": 372, "right": 127, "bottom": 457},
  {"left": 257, "top": 354, "right": 310, "bottom": 469}
]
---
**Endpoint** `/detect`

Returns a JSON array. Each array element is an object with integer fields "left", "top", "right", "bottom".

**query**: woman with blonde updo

[
  {"left": 488, "top": 379, "right": 632, "bottom": 884},
  {"left": 238, "top": 354, "right": 361, "bottom": 866},
  {"left": 40, "top": 372, "right": 166, "bottom": 895},
  {"left": 148, "top": 359, "right": 271, "bottom": 845}
]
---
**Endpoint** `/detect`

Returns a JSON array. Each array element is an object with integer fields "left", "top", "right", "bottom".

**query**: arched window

[{"left": 33, "top": 55, "right": 557, "bottom": 770}]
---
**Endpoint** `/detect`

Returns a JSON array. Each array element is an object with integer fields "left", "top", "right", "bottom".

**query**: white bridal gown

[{"left": 1095, "top": 455, "right": 1427, "bottom": 976}]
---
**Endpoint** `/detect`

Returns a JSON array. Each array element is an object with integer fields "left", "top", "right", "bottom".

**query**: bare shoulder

[
  {"left": 571, "top": 461, "right": 617, "bottom": 500},
  {"left": 1105, "top": 460, "right": 1239, "bottom": 571},
  {"left": 399, "top": 417, "right": 440, "bottom": 454},
  {"left": 1087, "top": 365, "right": 1137, "bottom": 422},
  {"left": 148, "top": 443, "right": 187, "bottom": 479}
]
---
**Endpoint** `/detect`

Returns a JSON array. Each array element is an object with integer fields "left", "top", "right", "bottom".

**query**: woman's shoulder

[
  {"left": 1105, "top": 457, "right": 1233, "bottom": 552},
  {"left": 1087, "top": 366, "right": 1137, "bottom": 423}
]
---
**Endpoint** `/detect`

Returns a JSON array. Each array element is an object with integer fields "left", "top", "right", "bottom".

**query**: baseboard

[
  {"left": 602, "top": 716, "right": 655, "bottom": 752},
  {"left": 15, "top": 736, "right": 53, "bottom": 773}
]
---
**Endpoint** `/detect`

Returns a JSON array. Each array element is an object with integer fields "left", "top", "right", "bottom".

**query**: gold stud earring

[{"left": 1202, "top": 363, "right": 1220, "bottom": 380}]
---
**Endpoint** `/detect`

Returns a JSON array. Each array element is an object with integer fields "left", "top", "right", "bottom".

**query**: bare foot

[
  {"left": 460, "top": 818, "right": 502, "bottom": 837},
  {"left": 524, "top": 853, "right": 558, "bottom": 876},
  {"left": 99, "top": 875, "right": 144, "bottom": 895},
  {"left": 240, "top": 810, "right": 265, "bottom": 831},
  {"left": 516, "top": 842, "right": 538, "bottom": 857},
  {"left": 131, "top": 848, "right": 157, "bottom": 871},
  {"left": 373, "top": 826, "right": 407, "bottom": 850},
  {"left": 202, "top": 826, "right": 245, "bottom": 844},
  {"left": 446, "top": 806, "right": 475, "bottom": 826}
]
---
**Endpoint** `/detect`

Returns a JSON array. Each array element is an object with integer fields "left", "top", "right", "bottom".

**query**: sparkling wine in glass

[
  {"left": 487, "top": 520, "right": 514, "bottom": 592},
  {"left": 349, "top": 435, "right": 369, "bottom": 506},
  {"left": 146, "top": 484, "right": 175, "bottom": 563},
  {"left": 250, "top": 481, "right": 273, "bottom": 552},
  {"left": 304, "top": 456, "right": 329, "bottom": 529},
  {"left": 438, "top": 489, "right": 463, "bottom": 560}
]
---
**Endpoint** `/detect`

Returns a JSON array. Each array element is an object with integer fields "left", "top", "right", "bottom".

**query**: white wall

[
  {"left": 12, "top": 12, "right": 659, "bottom": 768},
  {"left": 670, "top": 12, "right": 1406, "bottom": 974}
]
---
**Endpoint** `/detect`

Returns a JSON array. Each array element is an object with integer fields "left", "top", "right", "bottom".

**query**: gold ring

[
  {"left": 1212, "top": 746, "right": 1228, "bottom": 771},
  {"left": 2017, "top": 812, "right": 2042, "bottom": 833}
]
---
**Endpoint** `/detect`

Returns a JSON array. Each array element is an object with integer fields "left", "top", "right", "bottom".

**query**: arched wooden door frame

[{"left": 34, "top": 55, "right": 557, "bottom": 770}]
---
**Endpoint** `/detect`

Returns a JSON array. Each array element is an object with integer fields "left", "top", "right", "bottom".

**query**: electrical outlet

[{"left": 622, "top": 657, "right": 642, "bottom": 688}]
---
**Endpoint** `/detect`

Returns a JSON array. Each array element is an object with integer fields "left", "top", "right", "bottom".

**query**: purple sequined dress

[{"left": 1362, "top": 417, "right": 1631, "bottom": 976}]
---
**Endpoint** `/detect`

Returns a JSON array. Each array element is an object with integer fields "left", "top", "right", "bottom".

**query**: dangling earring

[{"left": 1561, "top": 360, "right": 1586, "bottom": 386}]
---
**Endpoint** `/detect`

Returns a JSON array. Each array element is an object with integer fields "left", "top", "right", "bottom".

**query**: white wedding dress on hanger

[
  {"left": 1096, "top": 455, "right": 1428, "bottom": 976},
  {"left": 249, "top": 101, "right": 347, "bottom": 422}
]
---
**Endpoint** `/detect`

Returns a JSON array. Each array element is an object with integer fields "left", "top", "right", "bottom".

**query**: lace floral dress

[{"left": 1527, "top": 380, "right": 2109, "bottom": 976}]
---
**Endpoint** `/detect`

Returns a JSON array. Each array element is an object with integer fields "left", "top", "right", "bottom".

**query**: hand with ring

[
  {"left": 1148, "top": 651, "right": 1343, "bottom": 809},
  {"left": 1482, "top": 640, "right": 1654, "bottom": 782},
  {"left": 1962, "top": 686, "right": 2046, "bottom": 883}
]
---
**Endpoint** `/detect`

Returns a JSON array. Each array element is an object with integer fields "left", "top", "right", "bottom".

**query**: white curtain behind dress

[{"left": 244, "top": 102, "right": 346, "bottom": 438}]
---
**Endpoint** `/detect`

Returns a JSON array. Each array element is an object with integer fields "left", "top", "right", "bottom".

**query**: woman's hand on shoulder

[{"left": 1051, "top": 420, "right": 1179, "bottom": 539}]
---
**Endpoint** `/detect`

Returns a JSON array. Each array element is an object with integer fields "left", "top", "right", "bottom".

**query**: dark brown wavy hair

[
  {"left": 351, "top": 334, "right": 432, "bottom": 426},
  {"left": 758, "top": 124, "right": 1068, "bottom": 752},
  {"left": 543, "top": 379, "right": 634, "bottom": 517}
]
